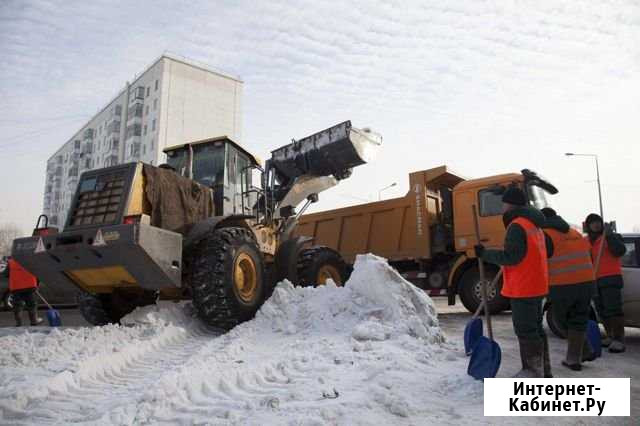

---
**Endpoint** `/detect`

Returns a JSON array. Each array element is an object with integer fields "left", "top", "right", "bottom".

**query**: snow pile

[
  {"left": 0, "top": 254, "right": 481, "bottom": 425},
  {"left": 256, "top": 253, "right": 443, "bottom": 344}
]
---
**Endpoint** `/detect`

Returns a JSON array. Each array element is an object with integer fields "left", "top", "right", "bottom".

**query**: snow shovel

[
  {"left": 586, "top": 319, "right": 602, "bottom": 359},
  {"left": 35, "top": 289, "right": 62, "bottom": 327},
  {"left": 468, "top": 205, "right": 501, "bottom": 380},
  {"left": 464, "top": 270, "right": 502, "bottom": 356}
]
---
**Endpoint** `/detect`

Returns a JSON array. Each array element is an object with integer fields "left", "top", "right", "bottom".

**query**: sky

[{"left": 1, "top": 0, "right": 639, "bottom": 235}]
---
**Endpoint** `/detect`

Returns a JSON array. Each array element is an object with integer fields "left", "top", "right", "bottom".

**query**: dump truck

[
  {"left": 12, "top": 121, "right": 381, "bottom": 329},
  {"left": 294, "top": 166, "right": 558, "bottom": 314}
]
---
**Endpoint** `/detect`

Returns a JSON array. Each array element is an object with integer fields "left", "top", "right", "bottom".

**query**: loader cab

[{"left": 164, "top": 137, "right": 262, "bottom": 216}]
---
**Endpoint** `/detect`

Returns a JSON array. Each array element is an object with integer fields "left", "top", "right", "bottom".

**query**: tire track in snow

[{"left": 0, "top": 319, "right": 218, "bottom": 425}]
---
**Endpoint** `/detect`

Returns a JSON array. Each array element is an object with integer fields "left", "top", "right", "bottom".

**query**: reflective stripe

[
  {"left": 549, "top": 263, "right": 593, "bottom": 276},
  {"left": 548, "top": 251, "right": 591, "bottom": 264}
]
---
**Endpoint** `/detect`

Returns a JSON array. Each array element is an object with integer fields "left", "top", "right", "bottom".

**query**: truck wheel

[
  {"left": 545, "top": 305, "right": 567, "bottom": 339},
  {"left": 297, "top": 246, "right": 348, "bottom": 286},
  {"left": 77, "top": 292, "right": 115, "bottom": 326},
  {"left": 458, "top": 266, "right": 507, "bottom": 315},
  {"left": 188, "top": 227, "right": 265, "bottom": 330}
]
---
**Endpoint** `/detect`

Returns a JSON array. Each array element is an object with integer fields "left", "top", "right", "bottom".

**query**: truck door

[{"left": 475, "top": 188, "right": 506, "bottom": 248}]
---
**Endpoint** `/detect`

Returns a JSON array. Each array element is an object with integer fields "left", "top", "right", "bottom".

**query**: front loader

[{"left": 12, "top": 121, "right": 381, "bottom": 329}]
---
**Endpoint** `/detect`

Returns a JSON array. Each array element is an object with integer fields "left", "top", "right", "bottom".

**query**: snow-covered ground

[
  {"left": 0, "top": 254, "right": 484, "bottom": 425},
  {"left": 1, "top": 255, "right": 631, "bottom": 425}
]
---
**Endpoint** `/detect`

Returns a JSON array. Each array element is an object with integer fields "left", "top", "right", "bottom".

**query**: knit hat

[
  {"left": 585, "top": 213, "right": 602, "bottom": 225},
  {"left": 541, "top": 207, "right": 557, "bottom": 218},
  {"left": 501, "top": 186, "right": 527, "bottom": 206}
]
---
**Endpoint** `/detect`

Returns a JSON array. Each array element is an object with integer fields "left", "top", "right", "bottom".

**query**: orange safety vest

[
  {"left": 501, "top": 217, "right": 549, "bottom": 298},
  {"left": 8, "top": 259, "right": 38, "bottom": 291},
  {"left": 545, "top": 228, "right": 595, "bottom": 286},
  {"left": 590, "top": 235, "right": 622, "bottom": 279}
]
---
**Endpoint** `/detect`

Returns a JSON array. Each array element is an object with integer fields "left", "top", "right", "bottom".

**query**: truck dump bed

[{"left": 295, "top": 166, "right": 465, "bottom": 263}]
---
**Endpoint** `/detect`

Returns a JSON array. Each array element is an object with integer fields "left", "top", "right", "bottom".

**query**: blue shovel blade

[
  {"left": 46, "top": 309, "right": 62, "bottom": 327},
  {"left": 464, "top": 317, "right": 483, "bottom": 356},
  {"left": 586, "top": 320, "right": 602, "bottom": 358},
  {"left": 468, "top": 336, "right": 501, "bottom": 380}
]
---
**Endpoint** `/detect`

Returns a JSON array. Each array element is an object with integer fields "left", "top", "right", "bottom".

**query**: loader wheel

[
  {"left": 458, "top": 265, "right": 508, "bottom": 315},
  {"left": 77, "top": 292, "right": 116, "bottom": 326},
  {"left": 188, "top": 227, "right": 265, "bottom": 330},
  {"left": 297, "top": 247, "right": 348, "bottom": 286}
]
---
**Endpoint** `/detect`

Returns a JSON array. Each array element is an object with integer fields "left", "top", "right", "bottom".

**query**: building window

[
  {"left": 153, "top": 99, "right": 158, "bottom": 110},
  {"left": 155, "top": 79, "right": 158, "bottom": 91},
  {"left": 143, "top": 144, "right": 146, "bottom": 155},
  {"left": 152, "top": 119, "right": 156, "bottom": 131},
  {"left": 143, "top": 124, "right": 147, "bottom": 136},
  {"left": 145, "top": 105, "right": 149, "bottom": 116},
  {"left": 146, "top": 87, "right": 150, "bottom": 97}
]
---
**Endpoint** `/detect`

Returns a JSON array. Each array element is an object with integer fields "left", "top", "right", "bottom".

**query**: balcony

[
  {"left": 130, "top": 86, "right": 145, "bottom": 102},
  {"left": 82, "top": 142, "right": 93, "bottom": 154},
  {"left": 125, "top": 124, "right": 142, "bottom": 140},
  {"left": 107, "top": 120, "right": 121, "bottom": 134},
  {"left": 83, "top": 128, "right": 94, "bottom": 140}
]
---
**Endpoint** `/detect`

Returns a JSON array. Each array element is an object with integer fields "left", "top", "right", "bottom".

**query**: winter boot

[
  {"left": 542, "top": 334, "right": 553, "bottom": 378},
  {"left": 514, "top": 338, "right": 544, "bottom": 378},
  {"left": 608, "top": 316, "right": 626, "bottom": 353},
  {"left": 28, "top": 309, "right": 44, "bottom": 326},
  {"left": 562, "top": 330, "right": 585, "bottom": 371},
  {"left": 13, "top": 307, "right": 23, "bottom": 327},
  {"left": 601, "top": 319, "right": 613, "bottom": 347}
]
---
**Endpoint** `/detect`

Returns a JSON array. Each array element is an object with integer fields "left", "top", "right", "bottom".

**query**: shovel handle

[
  {"left": 35, "top": 290, "right": 54, "bottom": 311},
  {"left": 472, "top": 205, "right": 494, "bottom": 341}
]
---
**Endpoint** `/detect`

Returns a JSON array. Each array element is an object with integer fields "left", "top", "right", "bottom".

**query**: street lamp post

[
  {"left": 565, "top": 153, "right": 604, "bottom": 220},
  {"left": 378, "top": 182, "right": 397, "bottom": 200}
]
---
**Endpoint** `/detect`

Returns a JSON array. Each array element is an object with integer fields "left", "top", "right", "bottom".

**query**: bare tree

[{"left": 0, "top": 223, "right": 24, "bottom": 257}]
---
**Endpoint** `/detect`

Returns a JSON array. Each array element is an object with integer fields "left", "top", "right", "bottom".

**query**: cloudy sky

[{"left": 1, "top": 0, "right": 639, "bottom": 235}]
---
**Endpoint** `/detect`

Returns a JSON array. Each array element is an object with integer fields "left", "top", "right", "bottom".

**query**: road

[{"left": 1, "top": 299, "right": 637, "bottom": 423}]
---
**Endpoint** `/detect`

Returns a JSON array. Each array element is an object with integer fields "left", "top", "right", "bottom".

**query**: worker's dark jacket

[
  {"left": 588, "top": 230, "right": 626, "bottom": 319},
  {"left": 481, "top": 206, "right": 553, "bottom": 267}
]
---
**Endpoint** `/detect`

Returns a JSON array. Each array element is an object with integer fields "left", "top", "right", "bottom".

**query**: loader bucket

[{"left": 270, "top": 121, "right": 382, "bottom": 183}]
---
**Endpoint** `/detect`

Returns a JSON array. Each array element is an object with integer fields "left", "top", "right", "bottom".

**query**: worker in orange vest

[
  {"left": 584, "top": 213, "right": 627, "bottom": 353},
  {"left": 476, "top": 186, "right": 552, "bottom": 378},
  {"left": 542, "top": 208, "right": 596, "bottom": 371},
  {"left": 6, "top": 257, "right": 43, "bottom": 326}
]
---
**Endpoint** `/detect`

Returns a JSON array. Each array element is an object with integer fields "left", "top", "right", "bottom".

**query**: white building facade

[{"left": 43, "top": 54, "right": 243, "bottom": 227}]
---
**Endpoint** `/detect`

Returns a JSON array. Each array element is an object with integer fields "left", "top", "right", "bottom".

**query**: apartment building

[{"left": 43, "top": 54, "right": 243, "bottom": 227}]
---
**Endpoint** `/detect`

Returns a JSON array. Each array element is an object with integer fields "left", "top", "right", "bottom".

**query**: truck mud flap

[{"left": 12, "top": 224, "right": 182, "bottom": 294}]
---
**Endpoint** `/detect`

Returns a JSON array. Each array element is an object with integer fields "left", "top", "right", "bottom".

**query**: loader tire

[
  {"left": 189, "top": 227, "right": 266, "bottom": 330},
  {"left": 458, "top": 265, "right": 508, "bottom": 315},
  {"left": 77, "top": 292, "right": 116, "bottom": 326},
  {"left": 297, "top": 246, "right": 348, "bottom": 287}
]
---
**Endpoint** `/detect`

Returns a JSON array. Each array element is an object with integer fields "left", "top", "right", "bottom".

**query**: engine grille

[{"left": 68, "top": 171, "right": 127, "bottom": 227}]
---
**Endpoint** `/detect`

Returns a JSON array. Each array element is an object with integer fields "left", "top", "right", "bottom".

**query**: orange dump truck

[{"left": 295, "top": 166, "right": 558, "bottom": 313}]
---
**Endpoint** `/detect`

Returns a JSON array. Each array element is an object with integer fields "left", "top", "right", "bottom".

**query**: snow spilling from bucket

[{"left": 0, "top": 254, "right": 484, "bottom": 425}]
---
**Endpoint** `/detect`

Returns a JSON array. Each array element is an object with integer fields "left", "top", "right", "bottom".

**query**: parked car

[{"left": 546, "top": 233, "right": 640, "bottom": 337}]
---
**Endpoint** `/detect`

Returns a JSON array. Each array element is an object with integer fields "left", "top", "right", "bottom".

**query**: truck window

[
  {"left": 478, "top": 189, "right": 503, "bottom": 216},
  {"left": 528, "top": 185, "right": 549, "bottom": 210}
]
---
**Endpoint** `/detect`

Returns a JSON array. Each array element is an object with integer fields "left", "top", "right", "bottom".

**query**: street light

[
  {"left": 565, "top": 152, "right": 603, "bottom": 220},
  {"left": 378, "top": 182, "right": 397, "bottom": 200}
]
